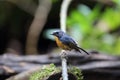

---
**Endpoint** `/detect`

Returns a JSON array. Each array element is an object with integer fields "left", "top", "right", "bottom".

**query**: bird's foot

[{"left": 60, "top": 50, "right": 67, "bottom": 59}]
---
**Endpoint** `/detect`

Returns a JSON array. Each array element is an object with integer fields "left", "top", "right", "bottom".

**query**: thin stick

[
  {"left": 60, "top": 0, "right": 72, "bottom": 80},
  {"left": 61, "top": 50, "right": 68, "bottom": 80},
  {"left": 60, "top": 0, "right": 72, "bottom": 32}
]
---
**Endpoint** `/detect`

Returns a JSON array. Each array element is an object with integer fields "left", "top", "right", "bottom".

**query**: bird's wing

[
  {"left": 60, "top": 36, "right": 78, "bottom": 49},
  {"left": 60, "top": 36, "right": 89, "bottom": 55}
]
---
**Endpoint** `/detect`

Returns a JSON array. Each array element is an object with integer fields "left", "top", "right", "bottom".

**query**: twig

[
  {"left": 61, "top": 50, "right": 68, "bottom": 80},
  {"left": 60, "top": 0, "right": 72, "bottom": 32},
  {"left": 60, "top": 0, "right": 72, "bottom": 80}
]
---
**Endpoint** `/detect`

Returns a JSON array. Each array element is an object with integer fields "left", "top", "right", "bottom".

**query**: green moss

[
  {"left": 29, "top": 64, "right": 60, "bottom": 80},
  {"left": 30, "top": 64, "right": 83, "bottom": 80},
  {"left": 68, "top": 66, "right": 83, "bottom": 80}
]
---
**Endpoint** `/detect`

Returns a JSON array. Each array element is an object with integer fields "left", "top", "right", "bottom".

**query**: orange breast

[{"left": 55, "top": 37, "right": 71, "bottom": 50}]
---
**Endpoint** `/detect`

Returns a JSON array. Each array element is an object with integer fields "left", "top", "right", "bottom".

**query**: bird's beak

[
  {"left": 50, "top": 33, "right": 53, "bottom": 35},
  {"left": 50, "top": 33, "right": 54, "bottom": 35}
]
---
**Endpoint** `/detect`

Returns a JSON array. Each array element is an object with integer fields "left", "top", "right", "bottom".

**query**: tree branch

[
  {"left": 4, "top": 0, "right": 37, "bottom": 15},
  {"left": 25, "top": 0, "right": 52, "bottom": 54},
  {"left": 60, "top": 0, "right": 72, "bottom": 32},
  {"left": 60, "top": 0, "right": 72, "bottom": 80}
]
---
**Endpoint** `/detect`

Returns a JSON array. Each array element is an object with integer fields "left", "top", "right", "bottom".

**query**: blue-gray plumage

[{"left": 51, "top": 30, "right": 89, "bottom": 55}]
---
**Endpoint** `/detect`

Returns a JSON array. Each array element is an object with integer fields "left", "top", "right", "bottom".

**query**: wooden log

[{"left": 0, "top": 52, "right": 120, "bottom": 79}]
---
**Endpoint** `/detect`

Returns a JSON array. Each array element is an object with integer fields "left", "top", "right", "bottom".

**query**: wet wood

[{"left": 0, "top": 51, "right": 120, "bottom": 80}]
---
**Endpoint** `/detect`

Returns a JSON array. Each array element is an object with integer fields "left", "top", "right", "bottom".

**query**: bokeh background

[
  {"left": 0, "top": 0, "right": 120, "bottom": 80},
  {"left": 0, "top": 0, "right": 120, "bottom": 55}
]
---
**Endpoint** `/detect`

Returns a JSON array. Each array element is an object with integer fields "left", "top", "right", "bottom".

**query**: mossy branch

[{"left": 29, "top": 64, "right": 83, "bottom": 80}]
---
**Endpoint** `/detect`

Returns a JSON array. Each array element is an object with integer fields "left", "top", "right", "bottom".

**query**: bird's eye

[{"left": 56, "top": 32, "right": 59, "bottom": 34}]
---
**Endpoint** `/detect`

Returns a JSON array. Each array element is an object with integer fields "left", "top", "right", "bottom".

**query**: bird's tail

[{"left": 76, "top": 47, "right": 89, "bottom": 55}]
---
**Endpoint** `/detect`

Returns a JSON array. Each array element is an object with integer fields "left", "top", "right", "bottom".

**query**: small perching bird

[{"left": 51, "top": 30, "right": 89, "bottom": 55}]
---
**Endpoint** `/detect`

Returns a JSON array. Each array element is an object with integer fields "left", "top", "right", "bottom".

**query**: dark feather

[
  {"left": 60, "top": 35, "right": 89, "bottom": 55},
  {"left": 77, "top": 47, "right": 89, "bottom": 55}
]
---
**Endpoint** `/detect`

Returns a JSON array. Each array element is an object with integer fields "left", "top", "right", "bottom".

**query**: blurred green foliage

[{"left": 67, "top": 0, "right": 120, "bottom": 55}]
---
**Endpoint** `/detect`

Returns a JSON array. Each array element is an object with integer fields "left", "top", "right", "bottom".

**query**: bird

[{"left": 51, "top": 30, "right": 89, "bottom": 55}]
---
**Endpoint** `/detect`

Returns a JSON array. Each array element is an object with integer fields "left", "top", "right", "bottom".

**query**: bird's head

[{"left": 51, "top": 30, "right": 64, "bottom": 38}]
